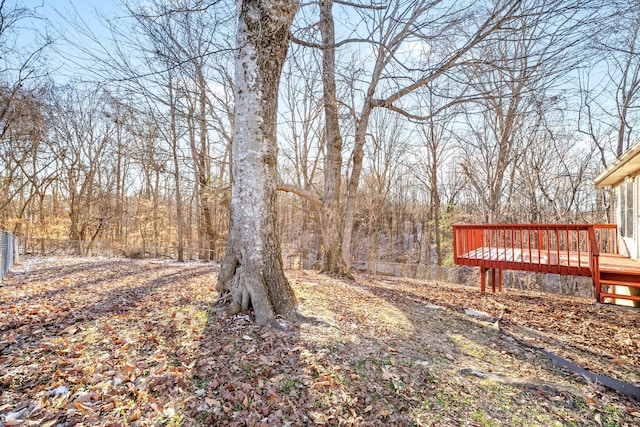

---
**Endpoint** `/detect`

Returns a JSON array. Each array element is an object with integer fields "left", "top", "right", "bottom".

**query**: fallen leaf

[
  {"left": 309, "top": 411, "right": 329, "bottom": 424},
  {"left": 61, "top": 325, "right": 78, "bottom": 335},
  {"left": 74, "top": 401, "right": 91, "bottom": 412},
  {"left": 378, "top": 407, "right": 391, "bottom": 417},
  {"left": 205, "top": 398, "right": 221, "bottom": 407},
  {"left": 130, "top": 410, "right": 141, "bottom": 422}
]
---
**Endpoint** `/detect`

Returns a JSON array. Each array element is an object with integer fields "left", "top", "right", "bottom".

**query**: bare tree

[
  {"left": 284, "top": 0, "right": 531, "bottom": 276},
  {"left": 410, "top": 86, "right": 459, "bottom": 266},
  {"left": 216, "top": 0, "right": 299, "bottom": 325},
  {"left": 459, "top": 0, "right": 588, "bottom": 222},
  {"left": 357, "top": 110, "right": 408, "bottom": 267},
  {"left": 126, "top": 0, "right": 233, "bottom": 260},
  {"left": 53, "top": 0, "right": 236, "bottom": 261},
  {"left": 0, "top": 0, "right": 50, "bottom": 138},
  {"left": 278, "top": 48, "right": 324, "bottom": 267},
  {"left": 599, "top": 1, "right": 640, "bottom": 159},
  {"left": 0, "top": 85, "right": 50, "bottom": 232},
  {"left": 48, "top": 86, "right": 113, "bottom": 255},
  {"left": 0, "top": 0, "right": 52, "bottom": 224},
  {"left": 578, "top": 0, "right": 640, "bottom": 173}
]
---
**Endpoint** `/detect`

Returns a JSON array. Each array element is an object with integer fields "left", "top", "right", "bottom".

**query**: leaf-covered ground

[{"left": 0, "top": 257, "right": 638, "bottom": 426}]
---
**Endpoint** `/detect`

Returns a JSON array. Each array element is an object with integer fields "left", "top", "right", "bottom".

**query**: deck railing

[{"left": 453, "top": 224, "right": 618, "bottom": 295}]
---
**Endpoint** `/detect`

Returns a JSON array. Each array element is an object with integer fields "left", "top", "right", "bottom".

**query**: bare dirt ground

[{"left": 0, "top": 257, "right": 638, "bottom": 426}]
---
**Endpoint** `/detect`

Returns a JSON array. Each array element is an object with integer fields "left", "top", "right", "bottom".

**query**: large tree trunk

[
  {"left": 318, "top": 0, "right": 344, "bottom": 275},
  {"left": 216, "top": 0, "right": 298, "bottom": 325}
]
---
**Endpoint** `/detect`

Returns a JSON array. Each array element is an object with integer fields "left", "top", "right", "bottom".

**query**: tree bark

[
  {"left": 318, "top": 0, "right": 345, "bottom": 275},
  {"left": 168, "top": 76, "right": 185, "bottom": 262},
  {"left": 217, "top": 0, "right": 298, "bottom": 325},
  {"left": 340, "top": 105, "right": 373, "bottom": 276},
  {"left": 196, "top": 64, "right": 217, "bottom": 261}
]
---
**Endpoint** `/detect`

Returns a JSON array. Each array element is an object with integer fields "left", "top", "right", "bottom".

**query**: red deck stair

[{"left": 453, "top": 224, "right": 640, "bottom": 304}]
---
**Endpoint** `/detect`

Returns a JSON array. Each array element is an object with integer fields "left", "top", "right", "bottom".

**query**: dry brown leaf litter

[{"left": 0, "top": 258, "right": 638, "bottom": 426}]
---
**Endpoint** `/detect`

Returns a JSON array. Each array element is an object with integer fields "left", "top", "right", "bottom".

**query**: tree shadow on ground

[
  {"left": 305, "top": 271, "right": 640, "bottom": 424},
  {"left": 2, "top": 260, "right": 637, "bottom": 426},
  {"left": 0, "top": 259, "right": 213, "bottom": 331},
  {"left": 1, "top": 259, "right": 173, "bottom": 309},
  {"left": 356, "top": 274, "right": 640, "bottom": 384},
  {"left": 189, "top": 288, "right": 332, "bottom": 425},
  {"left": 348, "top": 275, "right": 640, "bottom": 414},
  {"left": 183, "top": 268, "right": 636, "bottom": 427},
  {"left": 0, "top": 258, "right": 219, "bottom": 425}
]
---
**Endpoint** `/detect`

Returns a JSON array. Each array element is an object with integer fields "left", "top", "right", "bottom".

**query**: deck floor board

[
  {"left": 460, "top": 249, "right": 640, "bottom": 274},
  {"left": 599, "top": 254, "right": 640, "bottom": 275}
]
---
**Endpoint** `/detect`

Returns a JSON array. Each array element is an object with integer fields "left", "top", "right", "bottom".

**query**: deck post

[
  {"left": 498, "top": 269, "right": 503, "bottom": 292},
  {"left": 594, "top": 274, "right": 602, "bottom": 303},
  {"left": 491, "top": 268, "right": 496, "bottom": 293},
  {"left": 480, "top": 267, "right": 487, "bottom": 293},
  {"left": 587, "top": 225, "right": 602, "bottom": 303}
]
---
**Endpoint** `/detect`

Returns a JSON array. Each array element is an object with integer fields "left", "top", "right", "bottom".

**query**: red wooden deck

[{"left": 453, "top": 224, "right": 640, "bottom": 304}]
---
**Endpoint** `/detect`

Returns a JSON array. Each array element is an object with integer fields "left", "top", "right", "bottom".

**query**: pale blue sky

[{"left": 23, "top": 0, "right": 125, "bottom": 82}]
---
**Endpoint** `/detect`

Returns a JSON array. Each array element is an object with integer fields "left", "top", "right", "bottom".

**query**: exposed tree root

[
  {"left": 320, "top": 266, "right": 355, "bottom": 281},
  {"left": 216, "top": 258, "right": 297, "bottom": 327}
]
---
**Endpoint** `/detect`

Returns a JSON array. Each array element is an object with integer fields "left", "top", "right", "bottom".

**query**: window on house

[{"left": 620, "top": 180, "right": 635, "bottom": 238}]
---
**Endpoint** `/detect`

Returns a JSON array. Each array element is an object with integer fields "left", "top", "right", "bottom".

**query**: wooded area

[{"left": 1, "top": 0, "right": 638, "bottom": 273}]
